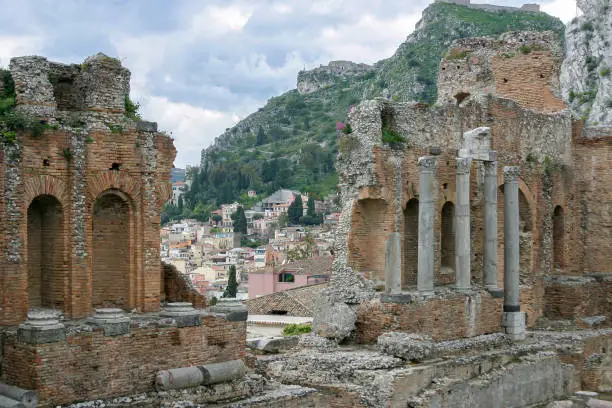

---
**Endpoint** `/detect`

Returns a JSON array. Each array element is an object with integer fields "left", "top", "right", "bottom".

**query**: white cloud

[
  {"left": 315, "top": 13, "right": 420, "bottom": 64},
  {"left": 142, "top": 96, "right": 234, "bottom": 167},
  {"left": 0, "top": 35, "right": 44, "bottom": 67},
  {"left": 191, "top": 5, "right": 253, "bottom": 36},
  {"left": 541, "top": 0, "right": 580, "bottom": 23}
]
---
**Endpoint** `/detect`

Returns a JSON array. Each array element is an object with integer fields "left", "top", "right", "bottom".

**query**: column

[
  {"left": 484, "top": 161, "right": 499, "bottom": 290},
  {"left": 501, "top": 166, "right": 525, "bottom": 341},
  {"left": 455, "top": 157, "right": 472, "bottom": 291},
  {"left": 417, "top": 156, "right": 436, "bottom": 294},
  {"left": 385, "top": 232, "right": 402, "bottom": 294}
]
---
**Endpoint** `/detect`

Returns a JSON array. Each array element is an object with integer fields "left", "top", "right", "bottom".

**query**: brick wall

[
  {"left": 348, "top": 198, "right": 392, "bottom": 283},
  {"left": 92, "top": 193, "right": 130, "bottom": 308},
  {"left": 544, "top": 275, "right": 612, "bottom": 321},
  {"left": 162, "top": 262, "right": 207, "bottom": 309},
  {"left": 492, "top": 52, "right": 565, "bottom": 113},
  {"left": 1, "top": 317, "right": 246, "bottom": 407},
  {"left": 27, "top": 195, "right": 64, "bottom": 309},
  {"left": 355, "top": 292, "right": 503, "bottom": 343},
  {"left": 0, "top": 125, "right": 176, "bottom": 324}
]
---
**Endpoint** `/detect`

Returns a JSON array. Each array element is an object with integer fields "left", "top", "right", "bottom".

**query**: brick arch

[
  {"left": 496, "top": 174, "right": 536, "bottom": 229},
  {"left": 23, "top": 175, "right": 69, "bottom": 208},
  {"left": 87, "top": 171, "right": 142, "bottom": 205},
  {"left": 157, "top": 181, "right": 172, "bottom": 207},
  {"left": 91, "top": 188, "right": 136, "bottom": 310},
  {"left": 496, "top": 175, "right": 536, "bottom": 287}
]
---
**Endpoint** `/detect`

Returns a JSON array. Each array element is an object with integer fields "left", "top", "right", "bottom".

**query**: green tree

[
  {"left": 222, "top": 265, "right": 238, "bottom": 298},
  {"left": 211, "top": 214, "right": 222, "bottom": 225},
  {"left": 307, "top": 196, "right": 316, "bottom": 217},
  {"left": 288, "top": 195, "right": 303, "bottom": 225},
  {"left": 231, "top": 206, "right": 248, "bottom": 235},
  {"left": 177, "top": 195, "right": 184, "bottom": 213}
]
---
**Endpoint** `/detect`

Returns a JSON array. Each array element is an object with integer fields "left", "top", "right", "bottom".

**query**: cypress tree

[{"left": 223, "top": 265, "right": 238, "bottom": 298}]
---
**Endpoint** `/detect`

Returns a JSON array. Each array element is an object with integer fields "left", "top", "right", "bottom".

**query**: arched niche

[
  {"left": 402, "top": 198, "right": 419, "bottom": 289},
  {"left": 92, "top": 190, "right": 132, "bottom": 309},
  {"left": 27, "top": 195, "right": 65, "bottom": 309}
]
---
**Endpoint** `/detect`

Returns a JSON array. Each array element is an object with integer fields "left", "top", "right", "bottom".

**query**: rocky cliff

[{"left": 561, "top": 0, "right": 612, "bottom": 126}]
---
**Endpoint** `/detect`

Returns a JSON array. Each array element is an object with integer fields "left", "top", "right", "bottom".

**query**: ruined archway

[
  {"left": 553, "top": 206, "right": 564, "bottom": 269},
  {"left": 348, "top": 198, "right": 389, "bottom": 283},
  {"left": 440, "top": 202, "right": 455, "bottom": 274},
  {"left": 403, "top": 199, "right": 419, "bottom": 289},
  {"left": 27, "top": 195, "right": 65, "bottom": 309},
  {"left": 92, "top": 191, "right": 131, "bottom": 309}
]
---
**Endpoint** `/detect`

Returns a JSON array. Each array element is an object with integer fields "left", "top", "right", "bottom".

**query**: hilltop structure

[{"left": 435, "top": 0, "right": 540, "bottom": 13}]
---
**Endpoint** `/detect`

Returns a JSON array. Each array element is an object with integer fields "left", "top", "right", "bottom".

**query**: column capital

[
  {"left": 484, "top": 160, "right": 497, "bottom": 176},
  {"left": 456, "top": 157, "right": 472, "bottom": 174},
  {"left": 503, "top": 166, "right": 520, "bottom": 183},
  {"left": 418, "top": 156, "right": 437, "bottom": 172}
]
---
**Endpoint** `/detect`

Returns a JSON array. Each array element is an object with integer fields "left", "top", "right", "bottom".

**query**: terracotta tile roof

[{"left": 280, "top": 255, "right": 333, "bottom": 276}]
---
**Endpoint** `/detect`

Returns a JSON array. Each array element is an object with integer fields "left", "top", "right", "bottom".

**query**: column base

[{"left": 501, "top": 311, "right": 526, "bottom": 341}]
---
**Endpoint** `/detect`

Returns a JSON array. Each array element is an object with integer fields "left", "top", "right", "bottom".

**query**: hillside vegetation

[{"left": 182, "top": 3, "right": 564, "bottom": 219}]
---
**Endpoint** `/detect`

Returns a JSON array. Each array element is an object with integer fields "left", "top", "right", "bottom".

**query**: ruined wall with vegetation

[{"left": 0, "top": 53, "right": 176, "bottom": 325}]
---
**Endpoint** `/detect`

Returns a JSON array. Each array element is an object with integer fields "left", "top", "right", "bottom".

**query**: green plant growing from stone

[
  {"left": 107, "top": 123, "right": 124, "bottom": 134},
  {"left": 62, "top": 147, "right": 73, "bottom": 162},
  {"left": 382, "top": 126, "right": 406, "bottom": 148},
  {"left": 445, "top": 49, "right": 470, "bottom": 60},
  {"left": 282, "top": 323, "right": 312, "bottom": 336},
  {"left": 1, "top": 129, "right": 16, "bottom": 144},
  {"left": 599, "top": 67, "right": 610, "bottom": 77},
  {"left": 124, "top": 96, "right": 142, "bottom": 120}
]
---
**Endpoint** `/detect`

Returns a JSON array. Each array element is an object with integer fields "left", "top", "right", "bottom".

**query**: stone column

[
  {"left": 501, "top": 166, "right": 525, "bottom": 341},
  {"left": 385, "top": 232, "right": 402, "bottom": 294},
  {"left": 455, "top": 157, "right": 472, "bottom": 291},
  {"left": 484, "top": 161, "right": 499, "bottom": 290},
  {"left": 417, "top": 156, "right": 437, "bottom": 294}
]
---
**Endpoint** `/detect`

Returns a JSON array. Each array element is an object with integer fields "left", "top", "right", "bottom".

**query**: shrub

[
  {"left": 282, "top": 323, "right": 312, "bottom": 336},
  {"left": 445, "top": 48, "right": 470, "bottom": 60},
  {"left": 382, "top": 126, "right": 405, "bottom": 148},
  {"left": 600, "top": 67, "right": 611, "bottom": 77},
  {"left": 124, "top": 95, "right": 141, "bottom": 120},
  {"left": 580, "top": 22, "right": 594, "bottom": 31}
]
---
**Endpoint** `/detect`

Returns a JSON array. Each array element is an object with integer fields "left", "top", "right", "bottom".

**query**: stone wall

[
  {"left": 163, "top": 262, "right": 207, "bottom": 309},
  {"left": 1, "top": 316, "right": 246, "bottom": 407},
  {"left": 356, "top": 290, "right": 503, "bottom": 343},
  {"left": 438, "top": 31, "right": 564, "bottom": 112}
]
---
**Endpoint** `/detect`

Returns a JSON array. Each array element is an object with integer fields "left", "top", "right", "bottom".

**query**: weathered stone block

[
  {"left": 377, "top": 332, "right": 434, "bottom": 362},
  {"left": 246, "top": 336, "right": 299, "bottom": 354},
  {"left": 312, "top": 296, "right": 356, "bottom": 343},
  {"left": 136, "top": 120, "right": 158, "bottom": 132},
  {"left": 208, "top": 298, "right": 248, "bottom": 322},
  {"left": 160, "top": 302, "right": 201, "bottom": 327},
  {"left": 17, "top": 310, "right": 66, "bottom": 345},
  {"left": 87, "top": 308, "right": 131, "bottom": 336}
]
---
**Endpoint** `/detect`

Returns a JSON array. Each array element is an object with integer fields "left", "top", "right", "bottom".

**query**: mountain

[
  {"left": 183, "top": 2, "right": 564, "bottom": 217},
  {"left": 560, "top": 0, "right": 612, "bottom": 126}
]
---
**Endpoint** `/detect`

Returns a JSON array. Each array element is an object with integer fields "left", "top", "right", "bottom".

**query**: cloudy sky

[{"left": 0, "top": 0, "right": 577, "bottom": 167}]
